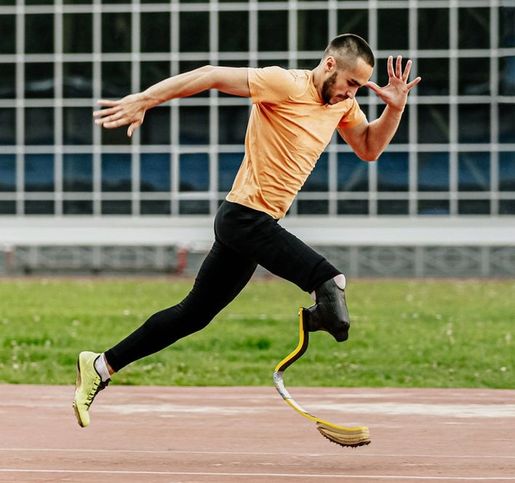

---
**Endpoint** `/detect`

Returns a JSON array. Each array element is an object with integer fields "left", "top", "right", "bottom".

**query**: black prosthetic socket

[{"left": 303, "top": 278, "right": 350, "bottom": 342}]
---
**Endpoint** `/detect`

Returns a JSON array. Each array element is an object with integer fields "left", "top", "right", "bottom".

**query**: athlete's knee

[{"left": 303, "top": 274, "right": 350, "bottom": 342}]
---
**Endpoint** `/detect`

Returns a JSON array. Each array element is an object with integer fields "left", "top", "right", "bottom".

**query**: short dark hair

[{"left": 324, "top": 33, "right": 375, "bottom": 68}]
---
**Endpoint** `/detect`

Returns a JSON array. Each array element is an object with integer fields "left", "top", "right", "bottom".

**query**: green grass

[{"left": 0, "top": 278, "right": 513, "bottom": 388}]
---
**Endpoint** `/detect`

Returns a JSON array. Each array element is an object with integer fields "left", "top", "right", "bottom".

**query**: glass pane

[
  {"left": 179, "top": 153, "right": 209, "bottom": 191},
  {"left": 297, "top": 200, "right": 328, "bottom": 215},
  {"left": 258, "top": 11, "right": 288, "bottom": 52},
  {"left": 337, "top": 200, "right": 368, "bottom": 215},
  {"left": 458, "top": 200, "right": 490, "bottom": 215},
  {"left": 180, "top": 12, "right": 209, "bottom": 52},
  {"left": 0, "top": 15, "right": 15, "bottom": 54},
  {"left": 499, "top": 200, "right": 515, "bottom": 215},
  {"left": 298, "top": 10, "right": 327, "bottom": 51},
  {"left": 140, "top": 153, "right": 170, "bottom": 192},
  {"left": 392, "top": 107, "right": 408, "bottom": 144},
  {"left": 378, "top": 9, "right": 408, "bottom": 50},
  {"left": 179, "top": 200, "right": 209, "bottom": 214},
  {"left": 416, "top": 58, "right": 449, "bottom": 95},
  {"left": 303, "top": 154, "right": 328, "bottom": 191},
  {"left": 218, "top": 106, "right": 248, "bottom": 145},
  {"left": 0, "top": 201, "right": 16, "bottom": 215},
  {"left": 63, "top": 200, "right": 93, "bottom": 215},
  {"left": 25, "top": 63, "right": 54, "bottom": 98},
  {"left": 0, "top": 108, "right": 15, "bottom": 145},
  {"left": 141, "top": 61, "right": 170, "bottom": 90},
  {"left": 101, "top": 62, "right": 131, "bottom": 98},
  {"left": 63, "top": 14, "right": 92, "bottom": 53},
  {"left": 102, "top": 154, "right": 132, "bottom": 192},
  {"left": 499, "top": 104, "right": 515, "bottom": 143},
  {"left": 63, "top": 153, "right": 93, "bottom": 192},
  {"left": 499, "top": 57, "right": 515, "bottom": 96},
  {"left": 418, "top": 200, "right": 449, "bottom": 216},
  {"left": 219, "top": 12, "right": 248, "bottom": 52},
  {"left": 418, "top": 153, "right": 449, "bottom": 192},
  {"left": 141, "top": 13, "right": 170, "bottom": 53},
  {"left": 102, "top": 200, "right": 131, "bottom": 215},
  {"left": 141, "top": 200, "right": 171, "bottom": 215},
  {"left": 458, "top": 58, "right": 490, "bottom": 96},
  {"left": 0, "top": 63, "right": 15, "bottom": 98},
  {"left": 25, "top": 154, "right": 54, "bottom": 192},
  {"left": 499, "top": 152, "right": 515, "bottom": 191},
  {"left": 458, "top": 152, "right": 490, "bottom": 191},
  {"left": 102, "top": 13, "right": 131, "bottom": 53},
  {"left": 0, "top": 154, "right": 16, "bottom": 192},
  {"left": 377, "top": 152, "right": 409, "bottom": 192},
  {"left": 499, "top": 7, "right": 515, "bottom": 48},
  {"left": 141, "top": 106, "right": 170, "bottom": 145},
  {"left": 418, "top": 105, "right": 449, "bottom": 144},
  {"left": 337, "top": 153, "right": 368, "bottom": 191},
  {"left": 63, "top": 62, "right": 93, "bottom": 98},
  {"left": 63, "top": 107, "right": 93, "bottom": 145},
  {"left": 218, "top": 153, "right": 242, "bottom": 192},
  {"left": 418, "top": 9, "right": 449, "bottom": 50},
  {"left": 179, "top": 107, "right": 209, "bottom": 145},
  {"left": 377, "top": 200, "right": 409, "bottom": 215},
  {"left": 25, "top": 108, "right": 54, "bottom": 145},
  {"left": 101, "top": 125, "right": 131, "bottom": 146},
  {"left": 459, "top": 8, "right": 489, "bottom": 49},
  {"left": 25, "top": 200, "right": 54, "bottom": 215},
  {"left": 338, "top": 10, "right": 368, "bottom": 41},
  {"left": 25, "top": 14, "right": 54, "bottom": 54},
  {"left": 458, "top": 105, "right": 490, "bottom": 144}
]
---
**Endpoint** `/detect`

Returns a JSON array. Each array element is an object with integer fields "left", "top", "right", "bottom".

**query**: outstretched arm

[
  {"left": 93, "top": 65, "right": 250, "bottom": 137},
  {"left": 339, "top": 55, "right": 421, "bottom": 161}
]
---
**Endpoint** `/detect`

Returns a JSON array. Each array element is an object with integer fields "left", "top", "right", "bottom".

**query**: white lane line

[
  {"left": 1, "top": 448, "right": 515, "bottom": 460},
  {"left": 0, "top": 469, "right": 514, "bottom": 480}
]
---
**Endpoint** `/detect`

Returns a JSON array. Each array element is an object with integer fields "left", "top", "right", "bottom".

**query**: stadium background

[{"left": 0, "top": 0, "right": 513, "bottom": 276}]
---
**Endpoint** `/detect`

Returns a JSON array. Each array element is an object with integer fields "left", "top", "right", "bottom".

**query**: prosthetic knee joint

[{"left": 302, "top": 274, "right": 350, "bottom": 342}]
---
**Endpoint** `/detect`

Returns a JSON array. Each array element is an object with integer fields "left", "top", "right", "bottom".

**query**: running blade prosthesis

[{"left": 273, "top": 309, "right": 370, "bottom": 448}]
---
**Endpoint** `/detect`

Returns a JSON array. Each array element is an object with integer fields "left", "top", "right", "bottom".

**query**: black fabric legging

[{"left": 105, "top": 201, "right": 340, "bottom": 371}]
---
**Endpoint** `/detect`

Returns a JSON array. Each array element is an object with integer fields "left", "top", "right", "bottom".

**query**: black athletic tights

[{"left": 105, "top": 201, "right": 340, "bottom": 371}]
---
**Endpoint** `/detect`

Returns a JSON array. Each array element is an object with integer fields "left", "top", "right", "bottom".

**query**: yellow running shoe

[{"left": 73, "top": 351, "right": 109, "bottom": 428}]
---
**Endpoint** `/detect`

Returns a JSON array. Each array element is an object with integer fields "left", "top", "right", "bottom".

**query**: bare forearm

[{"left": 364, "top": 105, "right": 404, "bottom": 160}]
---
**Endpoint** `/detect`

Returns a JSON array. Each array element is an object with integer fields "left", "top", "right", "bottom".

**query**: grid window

[
  {"left": 302, "top": 154, "right": 328, "bottom": 192},
  {"left": 338, "top": 153, "right": 368, "bottom": 192},
  {"left": 219, "top": 153, "right": 242, "bottom": 192},
  {"left": 458, "top": 153, "right": 490, "bottom": 192},
  {"left": 298, "top": 200, "right": 329, "bottom": 215},
  {"left": 258, "top": 11, "right": 288, "bottom": 52},
  {"left": 179, "top": 200, "right": 210, "bottom": 215},
  {"left": 102, "top": 13, "right": 131, "bottom": 53},
  {"left": 63, "top": 154, "right": 93, "bottom": 192},
  {"left": 458, "top": 200, "right": 490, "bottom": 215},
  {"left": 179, "top": 107, "right": 209, "bottom": 145},
  {"left": 458, "top": 105, "right": 490, "bottom": 144},
  {"left": 140, "top": 153, "right": 171, "bottom": 192},
  {"left": 141, "top": 200, "right": 171, "bottom": 216},
  {"left": 25, "top": 14, "right": 54, "bottom": 54},
  {"left": 63, "top": 108, "right": 93, "bottom": 145},
  {"left": 180, "top": 12, "right": 209, "bottom": 52},
  {"left": 418, "top": 200, "right": 450, "bottom": 216},
  {"left": 378, "top": 200, "right": 409, "bottom": 215},
  {"left": 219, "top": 107, "right": 248, "bottom": 145},
  {"left": 63, "top": 63, "right": 93, "bottom": 98},
  {"left": 64, "top": 200, "right": 94, "bottom": 215},
  {"left": 140, "top": 106, "right": 171, "bottom": 145},
  {"left": 499, "top": 7, "right": 515, "bottom": 48},
  {"left": 141, "top": 13, "right": 170, "bottom": 53},
  {"left": 337, "top": 200, "right": 368, "bottom": 216},
  {"left": 499, "top": 153, "right": 515, "bottom": 191},
  {"left": 0, "top": 109, "right": 15, "bottom": 145},
  {"left": 418, "top": 9, "right": 449, "bottom": 50},
  {"left": 499, "top": 104, "right": 515, "bottom": 143},
  {"left": 25, "top": 200, "right": 55, "bottom": 215},
  {"left": 102, "top": 154, "right": 132, "bottom": 192},
  {"left": 25, "top": 154, "right": 54, "bottom": 192},
  {"left": 0, "top": 63, "right": 15, "bottom": 99},
  {"left": 459, "top": 58, "right": 490, "bottom": 96},
  {"left": 25, "top": 63, "right": 54, "bottom": 98},
  {"left": 63, "top": 14, "right": 92, "bottom": 53},
  {"left": 0, "top": 155, "right": 16, "bottom": 192},
  {"left": 418, "top": 105, "right": 450, "bottom": 144},
  {"left": 378, "top": 9, "right": 409, "bottom": 51},
  {"left": 179, "top": 154, "right": 209, "bottom": 191},
  {"left": 219, "top": 12, "right": 248, "bottom": 52},
  {"left": 102, "top": 201, "right": 131, "bottom": 215},
  {"left": 416, "top": 58, "right": 449, "bottom": 96},
  {"left": 298, "top": 11, "right": 327, "bottom": 51},
  {"left": 377, "top": 153, "right": 409, "bottom": 192},
  {"left": 458, "top": 8, "right": 490, "bottom": 49},
  {"left": 499, "top": 57, "right": 515, "bottom": 96},
  {"left": 418, "top": 153, "right": 449, "bottom": 192},
  {"left": 25, "top": 108, "right": 54, "bottom": 145},
  {"left": 338, "top": 10, "right": 368, "bottom": 41},
  {"left": 101, "top": 62, "right": 131, "bottom": 99},
  {"left": 499, "top": 200, "right": 515, "bottom": 215},
  {"left": 0, "top": 15, "right": 15, "bottom": 54},
  {"left": 0, "top": 202, "right": 16, "bottom": 215}
]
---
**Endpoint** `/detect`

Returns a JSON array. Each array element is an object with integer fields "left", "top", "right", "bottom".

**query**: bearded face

[{"left": 321, "top": 71, "right": 340, "bottom": 104}]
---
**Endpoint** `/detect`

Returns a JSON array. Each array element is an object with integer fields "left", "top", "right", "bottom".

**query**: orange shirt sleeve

[
  {"left": 248, "top": 67, "right": 298, "bottom": 104},
  {"left": 337, "top": 98, "right": 367, "bottom": 130}
]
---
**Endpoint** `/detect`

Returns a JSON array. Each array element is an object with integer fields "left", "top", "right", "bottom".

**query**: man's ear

[{"left": 324, "top": 56, "right": 337, "bottom": 73}]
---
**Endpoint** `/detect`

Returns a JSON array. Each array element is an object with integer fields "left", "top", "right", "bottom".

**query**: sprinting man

[{"left": 73, "top": 34, "right": 420, "bottom": 427}]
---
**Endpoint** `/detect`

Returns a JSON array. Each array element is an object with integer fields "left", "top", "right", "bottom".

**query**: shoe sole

[{"left": 73, "top": 357, "right": 87, "bottom": 428}]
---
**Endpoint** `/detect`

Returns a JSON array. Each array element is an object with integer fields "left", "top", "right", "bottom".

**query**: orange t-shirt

[{"left": 226, "top": 66, "right": 367, "bottom": 219}]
